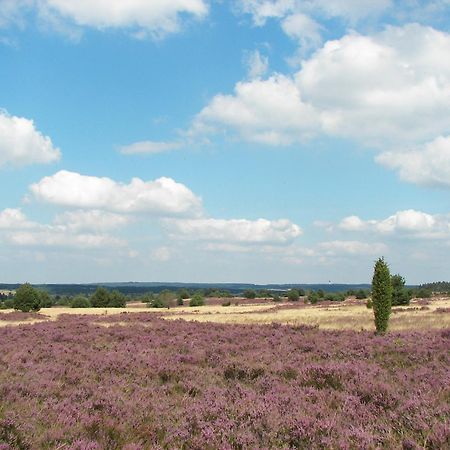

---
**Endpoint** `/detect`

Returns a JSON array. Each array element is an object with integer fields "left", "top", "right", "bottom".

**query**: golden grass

[
  {"left": 163, "top": 298, "right": 450, "bottom": 331},
  {"left": 0, "top": 298, "right": 448, "bottom": 331}
]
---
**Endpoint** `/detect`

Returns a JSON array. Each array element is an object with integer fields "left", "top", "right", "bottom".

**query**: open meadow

[{"left": 0, "top": 298, "right": 449, "bottom": 449}]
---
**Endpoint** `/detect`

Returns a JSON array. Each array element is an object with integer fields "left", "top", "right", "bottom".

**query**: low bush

[
  {"left": 70, "top": 296, "right": 91, "bottom": 308},
  {"left": 189, "top": 293, "right": 205, "bottom": 307}
]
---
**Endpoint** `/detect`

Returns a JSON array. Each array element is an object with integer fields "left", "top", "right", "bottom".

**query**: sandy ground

[{"left": 0, "top": 298, "right": 449, "bottom": 331}]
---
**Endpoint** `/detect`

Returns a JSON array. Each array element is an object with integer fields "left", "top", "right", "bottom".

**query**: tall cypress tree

[{"left": 371, "top": 257, "right": 392, "bottom": 334}]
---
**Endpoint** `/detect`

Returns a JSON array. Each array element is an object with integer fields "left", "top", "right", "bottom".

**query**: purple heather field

[{"left": 0, "top": 313, "right": 449, "bottom": 449}]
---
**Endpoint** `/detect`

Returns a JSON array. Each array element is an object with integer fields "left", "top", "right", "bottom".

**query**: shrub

[
  {"left": 13, "top": 283, "right": 41, "bottom": 312},
  {"left": 189, "top": 293, "right": 205, "bottom": 307},
  {"left": 372, "top": 257, "right": 392, "bottom": 334},
  {"left": 391, "top": 274, "right": 411, "bottom": 306},
  {"left": 178, "top": 289, "right": 190, "bottom": 299},
  {"left": 38, "top": 290, "right": 54, "bottom": 308},
  {"left": 221, "top": 301, "right": 231, "bottom": 307},
  {"left": 287, "top": 289, "right": 300, "bottom": 301},
  {"left": 70, "top": 296, "right": 91, "bottom": 308},
  {"left": 414, "top": 288, "right": 432, "bottom": 299},
  {"left": 90, "top": 287, "right": 110, "bottom": 308},
  {"left": 243, "top": 289, "right": 256, "bottom": 299},
  {"left": 177, "top": 297, "right": 184, "bottom": 306},
  {"left": 356, "top": 289, "right": 368, "bottom": 300},
  {"left": 308, "top": 292, "right": 319, "bottom": 304},
  {"left": 149, "top": 297, "right": 168, "bottom": 308},
  {"left": 366, "top": 299, "right": 373, "bottom": 309},
  {"left": 108, "top": 290, "right": 126, "bottom": 308}
]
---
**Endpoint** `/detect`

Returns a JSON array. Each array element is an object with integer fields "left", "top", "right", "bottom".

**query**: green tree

[
  {"left": 108, "top": 290, "right": 126, "bottom": 307},
  {"left": 189, "top": 293, "right": 205, "bottom": 307},
  {"left": 90, "top": 287, "right": 110, "bottom": 308},
  {"left": 13, "top": 283, "right": 41, "bottom": 312},
  {"left": 243, "top": 289, "right": 256, "bottom": 299},
  {"left": 391, "top": 274, "right": 411, "bottom": 306},
  {"left": 38, "top": 290, "right": 53, "bottom": 308},
  {"left": 287, "top": 289, "right": 300, "bottom": 301},
  {"left": 70, "top": 295, "right": 91, "bottom": 308},
  {"left": 372, "top": 257, "right": 392, "bottom": 334}
]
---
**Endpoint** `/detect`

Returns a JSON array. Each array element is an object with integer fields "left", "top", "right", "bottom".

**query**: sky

[{"left": 0, "top": 0, "right": 450, "bottom": 284}]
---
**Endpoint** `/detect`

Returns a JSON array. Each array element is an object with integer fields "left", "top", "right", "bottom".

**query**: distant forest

[{"left": 421, "top": 281, "right": 450, "bottom": 292}]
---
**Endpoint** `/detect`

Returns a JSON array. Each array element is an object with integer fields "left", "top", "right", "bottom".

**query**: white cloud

[
  {"left": 244, "top": 49, "right": 269, "bottom": 79},
  {"left": 237, "top": 0, "right": 295, "bottom": 26},
  {"left": 281, "top": 13, "right": 322, "bottom": 50},
  {"left": 8, "top": 229, "right": 126, "bottom": 249},
  {"left": 319, "top": 240, "right": 387, "bottom": 255},
  {"left": 192, "top": 24, "right": 450, "bottom": 156},
  {"left": 0, "top": 0, "right": 31, "bottom": 28},
  {"left": 53, "top": 209, "right": 131, "bottom": 232},
  {"left": 339, "top": 210, "right": 450, "bottom": 239},
  {"left": 192, "top": 74, "right": 319, "bottom": 145},
  {"left": 376, "top": 135, "right": 450, "bottom": 188},
  {"left": 0, "top": 208, "right": 127, "bottom": 250},
  {"left": 120, "top": 140, "right": 182, "bottom": 155},
  {"left": 30, "top": 170, "right": 203, "bottom": 216},
  {"left": 0, "top": 110, "right": 61, "bottom": 167},
  {"left": 1, "top": 0, "right": 208, "bottom": 38},
  {"left": 237, "top": 0, "right": 392, "bottom": 26},
  {"left": 164, "top": 217, "right": 302, "bottom": 244},
  {"left": 0, "top": 208, "right": 34, "bottom": 229}
]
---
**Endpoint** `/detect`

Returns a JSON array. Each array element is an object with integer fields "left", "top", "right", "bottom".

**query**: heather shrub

[
  {"left": 189, "top": 293, "right": 205, "bottom": 307},
  {"left": 13, "top": 283, "right": 41, "bottom": 312},
  {"left": 221, "top": 301, "right": 231, "bottom": 307},
  {"left": 372, "top": 257, "right": 392, "bottom": 334},
  {"left": 0, "top": 315, "right": 448, "bottom": 448},
  {"left": 70, "top": 295, "right": 91, "bottom": 308}
]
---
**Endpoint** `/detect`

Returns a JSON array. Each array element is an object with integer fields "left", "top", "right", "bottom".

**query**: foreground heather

[{"left": 0, "top": 314, "right": 448, "bottom": 449}]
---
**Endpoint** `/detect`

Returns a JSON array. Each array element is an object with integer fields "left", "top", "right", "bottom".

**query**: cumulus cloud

[
  {"left": 339, "top": 209, "right": 450, "bottom": 239},
  {"left": 29, "top": 170, "right": 202, "bottom": 217},
  {"left": 193, "top": 24, "right": 450, "bottom": 149},
  {"left": 0, "top": 110, "right": 61, "bottom": 168},
  {"left": 120, "top": 140, "right": 182, "bottom": 155},
  {"left": 164, "top": 217, "right": 302, "bottom": 244},
  {"left": 281, "top": 13, "right": 322, "bottom": 51},
  {"left": 8, "top": 229, "right": 126, "bottom": 249},
  {"left": 0, "top": 208, "right": 127, "bottom": 250},
  {"left": 1, "top": 0, "right": 208, "bottom": 38},
  {"left": 376, "top": 136, "right": 450, "bottom": 188},
  {"left": 192, "top": 74, "right": 319, "bottom": 145},
  {"left": 0, "top": 208, "right": 34, "bottom": 229},
  {"left": 53, "top": 209, "right": 131, "bottom": 232}
]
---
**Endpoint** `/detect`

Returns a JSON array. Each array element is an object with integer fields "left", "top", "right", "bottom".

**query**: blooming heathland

[{"left": 0, "top": 314, "right": 448, "bottom": 449}]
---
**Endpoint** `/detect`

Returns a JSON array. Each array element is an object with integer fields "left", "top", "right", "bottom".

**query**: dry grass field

[{"left": 1, "top": 297, "right": 449, "bottom": 331}]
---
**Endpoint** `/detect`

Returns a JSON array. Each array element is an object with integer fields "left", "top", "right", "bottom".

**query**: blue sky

[{"left": 1, "top": 0, "right": 450, "bottom": 284}]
